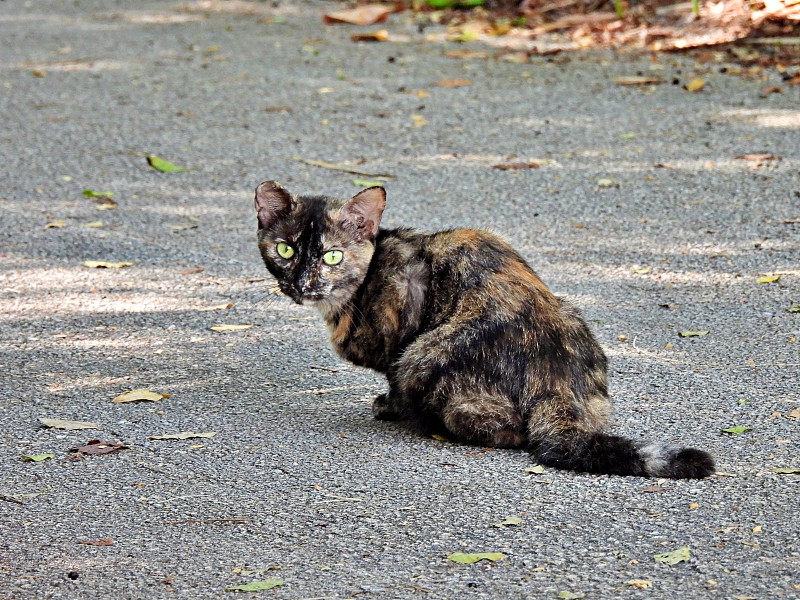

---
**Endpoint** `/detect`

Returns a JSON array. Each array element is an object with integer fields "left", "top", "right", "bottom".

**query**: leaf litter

[
  {"left": 71, "top": 440, "right": 129, "bottom": 456},
  {"left": 38, "top": 418, "right": 100, "bottom": 430},
  {"left": 112, "top": 389, "right": 168, "bottom": 403},
  {"left": 323, "top": 5, "right": 397, "bottom": 26},
  {"left": 654, "top": 546, "right": 690, "bottom": 565},
  {"left": 21, "top": 453, "right": 55, "bottom": 462},
  {"left": 447, "top": 552, "right": 506, "bottom": 564},
  {"left": 225, "top": 579, "right": 284, "bottom": 592},
  {"left": 83, "top": 260, "right": 134, "bottom": 269},
  {"left": 147, "top": 155, "right": 187, "bottom": 172}
]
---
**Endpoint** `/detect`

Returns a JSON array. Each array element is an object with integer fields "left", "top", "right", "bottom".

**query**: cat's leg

[
  {"left": 440, "top": 391, "right": 526, "bottom": 449},
  {"left": 371, "top": 391, "right": 402, "bottom": 421}
]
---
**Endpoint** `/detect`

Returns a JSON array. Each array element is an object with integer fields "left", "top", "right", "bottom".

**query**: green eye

[
  {"left": 276, "top": 242, "right": 295, "bottom": 259},
  {"left": 323, "top": 250, "right": 343, "bottom": 266}
]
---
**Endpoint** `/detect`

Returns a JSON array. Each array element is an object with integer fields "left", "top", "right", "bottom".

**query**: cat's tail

[{"left": 531, "top": 432, "right": 715, "bottom": 479}]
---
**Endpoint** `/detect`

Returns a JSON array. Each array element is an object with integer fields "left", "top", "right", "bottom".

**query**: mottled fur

[{"left": 255, "top": 181, "right": 715, "bottom": 479}]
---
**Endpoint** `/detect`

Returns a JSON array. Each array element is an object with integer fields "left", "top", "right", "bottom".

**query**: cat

[{"left": 254, "top": 181, "right": 715, "bottom": 479}]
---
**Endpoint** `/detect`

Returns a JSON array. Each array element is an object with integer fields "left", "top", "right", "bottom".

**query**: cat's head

[{"left": 254, "top": 181, "right": 386, "bottom": 315}]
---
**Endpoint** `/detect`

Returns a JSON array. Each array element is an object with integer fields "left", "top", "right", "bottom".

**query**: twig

[
  {"left": 0, "top": 494, "right": 25, "bottom": 505},
  {"left": 292, "top": 156, "right": 393, "bottom": 178}
]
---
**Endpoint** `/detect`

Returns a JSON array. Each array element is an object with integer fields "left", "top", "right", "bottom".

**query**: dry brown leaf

[
  {"left": 148, "top": 432, "right": 217, "bottom": 441},
  {"left": 198, "top": 303, "right": 234, "bottom": 312},
  {"left": 179, "top": 267, "right": 205, "bottom": 275},
  {"left": 72, "top": 440, "right": 128, "bottom": 456},
  {"left": 83, "top": 260, "right": 134, "bottom": 269},
  {"left": 492, "top": 162, "right": 541, "bottom": 170},
  {"left": 443, "top": 49, "right": 489, "bottom": 60},
  {"left": 351, "top": 29, "right": 389, "bottom": 42},
  {"left": 786, "top": 407, "right": 800, "bottom": 420},
  {"left": 78, "top": 538, "right": 113, "bottom": 546},
  {"left": 38, "top": 418, "right": 100, "bottom": 431},
  {"left": 112, "top": 389, "right": 167, "bottom": 403},
  {"left": 613, "top": 76, "right": 663, "bottom": 86},
  {"left": 265, "top": 105, "right": 292, "bottom": 113},
  {"left": 434, "top": 78, "right": 472, "bottom": 88},
  {"left": 684, "top": 78, "right": 706, "bottom": 92},
  {"left": 323, "top": 5, "right": 395, "bottom": 26},
  {"left": 762, "top": 86, "right": 783, "bottom": 95},
  {"left": 209, "top": 324, "right": 253, "bottom": 332}
]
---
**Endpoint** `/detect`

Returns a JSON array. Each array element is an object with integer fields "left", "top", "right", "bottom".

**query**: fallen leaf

[
  {"left": 613, "top": 76, "right": 663, "bottom": 86},
  {"left": 292, "top": 156, "right": 393, "bottom": 178},
  {"left": 351, "top": 29, "right": 389, "bottom": 42},
  {"left": 265, "top": 105, "right": 292, "bottom": 113},
  {"left": 787, "top": 304, "right": 800, "bottom": 313},
  {"left": 72, "top": 440, "right": 128, "bottom": 456},
  {"left": 78, "top": 538, "right": 113, "bottom": 546},
  {"left": 112, "top": 389, "right": 167, "bottom": 403},
  {"left": 689, "top": 502, "right": 699, "bottom": 509},
  {"left": 443, "top": 49, "right": 489, "bottom": 60},
  {"left": 752, "top": 525, "right": 762, "bottom": 533},
  {"left": 83, "top": 260, "right": 134, "bottom": 269},
  {"left": 654, "top": 546, "right": 690, "bottom": 565},
  {"left": 411, "top": 114, "right": 427, "bottom": 127},
  {"left": 431, "top": 433, "right": 451, "bottom": 442},
  {"left": 210, "top": 324, "right": 254, "bottom": 332},
  {"left": 352, "top": 178, "right": 384, "bottom": 187},
  {"left": 169, "top": 223, "right": 198, "bottom": 232},
  {"left": 146, "top": 155, "right": 187, "bottom": 172},
  {"left": 90, "top": 196, "right": 118, "bottom": 210},
  {"left": 429, "top": 0, "right": 486, "bottom": 7},
  {"left": 639, "top": 484, "right": 666, "bottom": 493},
  {"left": 678, "top": 330, "right": 709, "bottom": 337},
  {"left": 787, "top": 407, "right": 800, "bottom": 420},
  {"left": 721, "top": 425, "right": 751, "bottom": 434},
  {"left": 557, "top": 592, "right": 584, "bottom": 599},
  {"left": 756, "top": 275, "right": 781, "bottom": 284},
  {"left": 83, "top": 189, "right": 114, "bottom": 198},
  {"left": 38, "top": 418, "right": 100, "bottom": 430},
  {"left": 447, "top": 552, "right": 505, "bottom": 564},
  {"left": 493, "top": 516, "right": 523, "bottom": 527},
  {"left": 84, "top": 221, "right": 104, "bottom": 228},
  {"left": 625, "top": 579, "right": 653, "bottom": 589},
  {"left": 225, "top": 579, "right": 284, "bottom": 592},
  {"left": 597, "top": 178, "right": 617, "bottom": 187},
  {"left": 148, "top": 432, "right": 217, "bottom": 440},
  {"left": 761, "top": 86, "right": 783, "bottom": 95},
  {"left": 684, "top": 78, "right": 706, "bottom": 92},
  {"left": 771, "top": 467, "right": 800, "bottom": 474},
  {"left": 323, "top": 5, "right": 394, "bottom": 26},
  {"left": 180, "top": 267, "right": 205, "bottom": 275},
  {"left": 736, "top": 153, "right": 781, "bottom": 162},
  {"left": 45, "top": 220, "right": 66, "bottom": 229},
  {"left": 631, "top": 266, "right": 652, "bottom": 275},
  {"left": 21, "top": 453, "right": 55, "bottom": 462},
  {"left": 199, "top": 303, "right": 234, "bottom": 312},
  {"left": 31, "top": 69, "right": 47, "bottom": 78},
  {"left": 525, "top": 465, "right": 545, "bottom": 474},
  {"left": 621, "top": 132, "right": 637, "bottom": 140},
  {"left": 434, "top": 78, "right": 472, "bottom": 88},
  {"left": 492, "top": 162, "right": 541, "bottom": 170}
]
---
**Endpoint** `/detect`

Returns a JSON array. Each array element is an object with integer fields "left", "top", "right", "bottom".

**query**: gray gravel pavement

[{"left": 1, "top": 1, "right": 799, "bottom": 598}]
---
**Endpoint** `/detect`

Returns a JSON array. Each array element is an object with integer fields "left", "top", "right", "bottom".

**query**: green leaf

[
  {"left": 146, "top": 155, "right": 187, "bottom": 173},
  {"left": 721, "top": 425, "right": 751, "bottom": 435},
  {"left": 428, "top": 0, "right": 485, "bottom": 7},
  {"left": 737, "top": 398, "right": 750, "bottom": 406},
  {"left": 225, "top": 579, "right": 284, "bottom": 592},
  {"left": 83, "top": 189, "right": 114, "bottom": 198},
  {"left": 557, "top": 593, "right": 584, "bottom": 600},
  {"left": 21, "top": 453, "right": 55, "bottom": 462},
  {"left": 678, "top": 330, "right": 709, "bottom": 337},
  {"left": 493, "top": 515, "right": 523, "bottom": 527},
  {"left": 352, "top": 179, "right": 384, "bottom": 188},
  {"left": 447, "top": 552, "right": 505, "bottom": 564},
  {"left": 653, "top": 545, "right": 690, "bottom": 565},
  {"left": 770, "top": 467, "right": 800, "bottom": 474},
  {"left": 621, "top": 133, "right": 636, "bottom": 140},
  {"left": 756, "top": 275, "right": 780, "bottom": 284},
  {"left": 787, "top": 304, "right": 800, "bottom": 313}
]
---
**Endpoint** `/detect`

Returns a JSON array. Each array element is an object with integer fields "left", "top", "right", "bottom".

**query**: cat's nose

[{"left": 295, "top": 274, "right": 314, "bottom": 294}]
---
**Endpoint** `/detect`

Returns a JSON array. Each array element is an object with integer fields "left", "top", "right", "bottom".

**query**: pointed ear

[
  {"left": 340, "top": 186, "right": 386, "bottom": 240},
  {"left": 254, "top": 180, "right": 293, "bottom": 229}
]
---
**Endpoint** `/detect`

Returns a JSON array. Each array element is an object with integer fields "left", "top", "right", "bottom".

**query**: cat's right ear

[{"left": 255, "top": 180, "right": 293, "bottom": 229}]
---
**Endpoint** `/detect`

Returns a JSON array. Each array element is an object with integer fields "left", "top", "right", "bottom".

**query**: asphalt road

[{"left": 1, "top": 1, "right": 798, "bottom": 599}]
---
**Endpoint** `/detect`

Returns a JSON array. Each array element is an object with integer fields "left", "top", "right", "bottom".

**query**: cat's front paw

[{"left": 372, "top": 394, "right": 401, "bottom": 421}]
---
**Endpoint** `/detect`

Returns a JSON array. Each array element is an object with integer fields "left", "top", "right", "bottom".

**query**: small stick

[{"left": 163, "top": 518, "right": 251, "bottom": 525}]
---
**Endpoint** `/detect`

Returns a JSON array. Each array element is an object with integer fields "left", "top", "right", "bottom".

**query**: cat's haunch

[{"left": 255, "top": 182, "right": 715, "bottom": 479}]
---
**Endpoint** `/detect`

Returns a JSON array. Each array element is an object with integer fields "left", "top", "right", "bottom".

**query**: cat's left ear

[
  {"left": 255, "top": 180, "right": 293, "bottom": 229},
  {"left": 341, "top": 186, "right": 386, "bottom": 241}
]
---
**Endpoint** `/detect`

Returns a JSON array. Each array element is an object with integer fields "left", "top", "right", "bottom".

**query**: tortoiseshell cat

[{"left": 255, "top": 181, "right": 715, "bottom": 479}]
